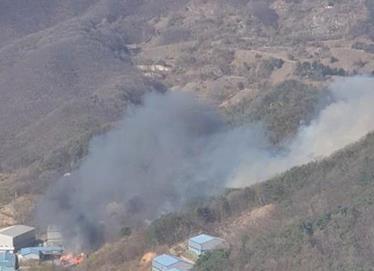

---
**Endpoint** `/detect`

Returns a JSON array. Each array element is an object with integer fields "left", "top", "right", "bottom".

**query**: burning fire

[{"left": 59, "top": 253, "right": 86, "bottom": 267}]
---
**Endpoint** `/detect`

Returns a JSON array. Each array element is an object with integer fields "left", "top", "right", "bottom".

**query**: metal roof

[
  {"left": 200, "top": 238, "right": 225, "bottom": 251},
  {"left": 189, "top": 234, "right": 215, "bottom": 244},
  {"left": 153, "top": 254, "right": 179, "bottom": 267},
  {"left": 19, "top": 247, "right": 63, "bottom": 256},
  {"left": 0, "top": 225, "right": 34, "bottom": 238}
]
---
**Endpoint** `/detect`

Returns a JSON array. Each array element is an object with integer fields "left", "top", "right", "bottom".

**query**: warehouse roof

[
  {"left": 0, "top": 225, "right": 35, "bottom": 238},
  {"left": 189, "top": 234, "right": 215, "bottom": 244},
  {"left": 153, "top": 254, "right": 193, "bottom": 270},
  {"left": 153, "top": 254, "right": 179, "bottom": 267},
  {"left": 189, "top": 234, "right": 226, "bottom": 252}
]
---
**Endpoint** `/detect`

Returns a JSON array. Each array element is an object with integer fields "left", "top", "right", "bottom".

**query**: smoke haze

[
  {"left": 38, "top": 76, "right": 374, "bottom": 249},
  {"left": 231, "top": 76, "right": 374, "bottom": 186}
]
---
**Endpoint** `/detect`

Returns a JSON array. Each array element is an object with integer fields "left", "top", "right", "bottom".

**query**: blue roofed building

[
  {"left": 19, "top": 246, "right": 63, "bottom": 262},
  {"left": 152, "top": 254, "right": 193, "bottom": 271},
  {"left": 188, "top": 234, "right": 226, "bottom": 256},
  {"left": 0, "top": 251, "right": 18, "bottom": 271}
]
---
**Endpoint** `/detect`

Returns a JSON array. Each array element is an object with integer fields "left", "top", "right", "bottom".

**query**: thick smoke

[
  {"left": 231, "top": 76, "right": 374, "bottom": 186},
  {"left": 38, "top": 76, "right": 374, "bottom": 249},
  {"left": 38, "top": 91, "right": 263, "bottom": 250}
]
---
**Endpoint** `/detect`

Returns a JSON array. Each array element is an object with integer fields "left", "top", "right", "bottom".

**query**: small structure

[
  {"left": 45, "top": 226, "right": 63, "bottom": 247},
  {"left": 0, "top": 226, "right": 35, "bottom": 251},
  {"left": 188, "top": 234, "right": 226, "bottom": 256},
  {"left": 0, "top": 251, "right": 18, "bottom": 271},
  {"left": 18, "top": 247, "right": 63, "bottom": 262},
  {"left": 152, "top": 254, "right": 193, "bottom": 271}
]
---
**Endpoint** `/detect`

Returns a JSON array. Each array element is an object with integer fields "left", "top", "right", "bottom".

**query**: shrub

[
  {"left": 120, "top": 227, "right": 132, "bottom": 237},
  {"left": 146, "top": 214, "right": 195, "bottom": 246},
  {"left": 225, "top": 80, "right": 323, "bottom": 143},
  {"left": 352, "top": 42, "right": 374, "bottom": 54},
  {"left": 258, "top": 58, "right": 285, "bottom": 78},
  {"left": 195, "top": 250, "right": 231, "bottom": 271},
  {"left": 296, "top": 61, "right": 346, "bottom": 80},
  {"left": 250, "top": 1, "right": 279, "bottom": 28}
]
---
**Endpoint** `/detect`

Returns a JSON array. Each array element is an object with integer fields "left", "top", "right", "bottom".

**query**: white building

[
  {"left": 188, "top": 234, "right": 226, "bottom": 256},
  {"left": 0, "top": 225, "right": 35, "bottom": 251}
]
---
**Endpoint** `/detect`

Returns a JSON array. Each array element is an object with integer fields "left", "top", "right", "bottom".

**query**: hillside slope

[
  {"left": 0, "top": 1, "right": 373, "bottom": 269},
  {"left": 82, "top": 132, "right": 374, "bottom": 271},
  {"left": 1, "top": 0, "right": 373, "bottom": 207},
  {"left": 0, "top": 1, "right": 169, "bottom": 209},
  {"left": 226, "top": 132, "right": 374, "bottom": 270}
]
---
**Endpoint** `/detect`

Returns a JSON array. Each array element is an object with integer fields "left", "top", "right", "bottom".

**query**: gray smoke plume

[
  {"left": 38, "top": 76, "right": 374, "bottom": 250},
  {"left": 231, "top": 76, "right": 374, "bottom": 186},
  {"left": 37, "top": 91, "right": 265, "bottom": 250}
]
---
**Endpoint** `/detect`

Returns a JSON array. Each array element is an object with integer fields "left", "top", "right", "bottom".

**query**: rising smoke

[
  {"left": 38, "top": 76, "right": 374, "bottom": 249},
  {"left": 231, "top": 76, "right": 374, "bottom": 186}
]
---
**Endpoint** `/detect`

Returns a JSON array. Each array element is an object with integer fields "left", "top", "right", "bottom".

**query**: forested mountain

[{"left": 0, "top": 1, "right": 373, "bottom": 270}]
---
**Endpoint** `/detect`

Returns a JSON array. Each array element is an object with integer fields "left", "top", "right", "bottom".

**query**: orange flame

[{"left": 59, "top": 253, "right": 85, "bottom": 267}]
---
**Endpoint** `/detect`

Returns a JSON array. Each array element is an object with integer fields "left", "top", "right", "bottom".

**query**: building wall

[
  {"left": 46, "top": 231, "right": 63, "bottom": 247},
  {"left": 188, "top": 238, "right": 226, "bottom": 256},
  {"left": 13, "top": 230, "right": 36, "bottom": 251},
  {"left": 0, "top": 235, "right": 14, "bottom": 251},
  {"left": 0, "top": 251, "right": 18, "bottom": 271},
  {"left": 188, "top": 246, "right": 202, "bottom": 256},
  {"left": 0, "top": 229, "right": 36, "bottom": 252},
  {"left": 188, "top": 240, "right": 203, "bottom": 255}
]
